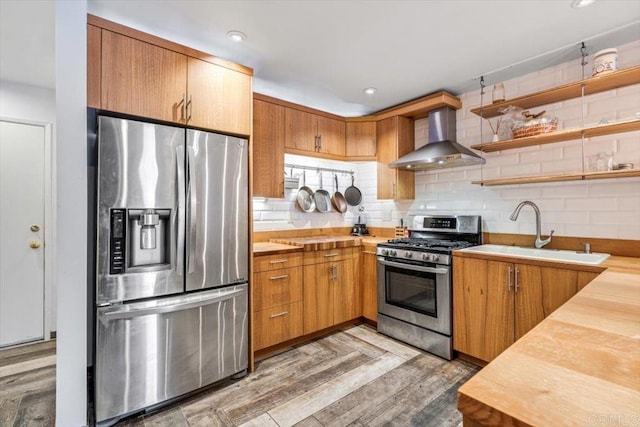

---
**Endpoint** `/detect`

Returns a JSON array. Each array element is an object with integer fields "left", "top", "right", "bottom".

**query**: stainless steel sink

[{"left": 458, "top": 244, "right": 610, "bottom": 265}]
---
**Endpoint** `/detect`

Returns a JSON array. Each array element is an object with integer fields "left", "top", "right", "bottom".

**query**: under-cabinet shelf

[
  {"left": 471, "top": 169, "right": 640, "bottom": 186},
  {"left": 471, "top": 65, "right": 640, "bottom": 119},
  {"left": 470, "top": 119, "right": 640, "bottom": 152}
]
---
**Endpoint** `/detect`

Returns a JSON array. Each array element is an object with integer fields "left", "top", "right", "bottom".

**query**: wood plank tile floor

[{"left": 0, "top": 325, "right": 479, "bottom": 426}]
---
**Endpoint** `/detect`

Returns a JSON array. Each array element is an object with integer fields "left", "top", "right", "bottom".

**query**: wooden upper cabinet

[
  {"left": 253, "top": 99, "right": 285, "bottom": 198},
  {"left": 285, "top": 108, "right": 317, "bottom": 152},
  {"left": 186, "top": 57, "right": 251, "bottom": 135},
  {"left": 284, "top": 107, "right": 345, "bottom": 157},
  {"left": 316, "top": 116, "right": 345, "bottom": 156},
  {"left": 101, "top": 30, "right": 187, "bottom": 124},
  {"left": 346, "top": 121, "right": 376, "bottom": 158},
  {"left": 376, "top": 116, "right": 415, "bottom": 200},
  {"left": 87, "top": 24, "right": 101, "bottom": 109}
]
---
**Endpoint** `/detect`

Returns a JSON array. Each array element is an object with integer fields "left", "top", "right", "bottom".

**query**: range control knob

[
  {"left": 422, "top": 253, "right": 430, "bottom": 261},
  {"left": 381, "top": 249, "right": 389, "bottom": 256},
  {"left": 431, "top": 254, "right": 441, "bottom": 262},
  {"left": 390, "top": 250, "right": 397, "bottom": 256},
  {"left": 404, "top": 251, "right": 413, "bottom": 258}
]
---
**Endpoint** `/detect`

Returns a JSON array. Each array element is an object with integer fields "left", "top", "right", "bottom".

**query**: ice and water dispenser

[{"left": 109, "top": 208, "right": 171, "bottom": 274}]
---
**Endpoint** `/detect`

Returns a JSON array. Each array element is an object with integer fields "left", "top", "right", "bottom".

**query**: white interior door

[{"left": 0, "top": 120, "right": 46, "bottom": 347}]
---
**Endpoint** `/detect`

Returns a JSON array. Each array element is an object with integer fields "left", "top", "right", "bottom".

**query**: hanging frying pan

[
  {"left": 331, "top": 174, "right": 347, "bottom": 213},
  {"left": 296, "top": 171, "right": 316, "bottom": 213},
  {"left": 313, "top": 172, "right": 332, "bottom": 213},
  {"left": 344, "top": 175, "right": 362, "bottom": 206}
]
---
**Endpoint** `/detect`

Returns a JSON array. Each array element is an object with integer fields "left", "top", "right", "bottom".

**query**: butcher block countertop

[
  {"left": 269, "top": 235, "right": 362, "bottom": 251},
  {"left": 457, "top": 255, "right": 640, "bottom": 427},
  {"left": 253, "top": 242, "right": 303, "bottom": 256}
]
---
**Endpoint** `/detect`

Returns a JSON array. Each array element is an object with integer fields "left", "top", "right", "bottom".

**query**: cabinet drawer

[
  {"left": 254, "top": 252, "right": 303, "bottom": 272},
  {"left": 253, "top": 302, "right": 303, "bottom": 351},
  {"left": 303, "top": 247, "right": 354, "bottom": 265},
  {"left": 253, "top": 266, "right": 303, "bottom": 311}
]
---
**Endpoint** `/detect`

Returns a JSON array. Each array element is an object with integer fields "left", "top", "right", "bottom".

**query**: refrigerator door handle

[
  {"left": 186, "top": 146, "right": 197, "bottom": 274},
  {"left": 176, "top": 146, "right": 185, "bottom": 276},
  {"left": 102, "top": 288, "right": 245, "bottom": 321}
]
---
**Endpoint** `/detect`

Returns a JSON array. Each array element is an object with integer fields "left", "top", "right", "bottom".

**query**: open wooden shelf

[
  {"left": 471, "top": 169, "right": 640, "bottom": 186},
  {"left": 470, "top": 119, "right": 640, "bottom": 152},
  {"left": 471, "top": 65, "right": 640, "bottom": 119}
]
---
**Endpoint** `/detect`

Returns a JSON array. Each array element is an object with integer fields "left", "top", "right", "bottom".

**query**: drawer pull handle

[
  {"left": 269, "top": 259, "right": 288, "bottom": 264},
  {"left": 269, "top": 311, "right": 289, "bottom": 318},
  {"left": 269, "top": 274, "right": 289, "bottom": 280},
  {"left": 324, "top": 253, "right": 339, "bottom": 257}
]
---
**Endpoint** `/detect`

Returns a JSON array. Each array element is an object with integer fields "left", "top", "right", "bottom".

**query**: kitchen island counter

[{"left": 457, "top": 255, "right": 640, "bottom": 426}]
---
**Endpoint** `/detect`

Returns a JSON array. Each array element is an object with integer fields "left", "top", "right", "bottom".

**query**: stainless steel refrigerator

[{"left": 93, "top": 116, "right": 248, "bottom": 423}]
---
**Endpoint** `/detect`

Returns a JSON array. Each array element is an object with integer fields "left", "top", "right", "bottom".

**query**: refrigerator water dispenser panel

[
  {"left": 109, "top": 209, "right": 126, "bottom": 274},
  {"left": 127, "top": 209, "right": 171, "bottom": 271}
]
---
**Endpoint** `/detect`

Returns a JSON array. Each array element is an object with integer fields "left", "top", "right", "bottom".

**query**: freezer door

[
  {"left": 97, "top": 116, "right": 186, "bottom": 304},
  {"left": 185, "top": 130, "right": 248, "bottom": 291},
  {"left": 94, "top": 284, "right": 248, "bottom": 423}
]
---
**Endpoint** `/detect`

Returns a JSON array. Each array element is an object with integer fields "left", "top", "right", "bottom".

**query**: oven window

[{"left": 385, "top": 265, "right": 437, "bottom": 317}]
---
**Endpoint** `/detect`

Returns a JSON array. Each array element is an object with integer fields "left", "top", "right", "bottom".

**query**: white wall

[
  {"left": 55, "top": 0, "right": 87, "bottom": 425},
  {"left": 0, "top": 80, "right": 58, "bottom": 332},
  {"left": 253, "top": 40, "right": 640, "bottom": 241}
]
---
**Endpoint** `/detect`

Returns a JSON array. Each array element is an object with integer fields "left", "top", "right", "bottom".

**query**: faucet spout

[{"left": 509, "top": 201, "right": 554, "bottom": 248}]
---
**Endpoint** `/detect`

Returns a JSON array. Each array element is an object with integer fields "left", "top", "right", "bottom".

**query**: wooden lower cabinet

[
  {"left": 254, "top": 302, "right": 303, "bottom": 351},
  {"left": 453, "top": 255, "right": 600, "bottom": 363},
  {"left": 253, "top": 252, "right": 304, "bottom": 351},
  {"left": 303, "top": 250, "right": 359, "bottom": 334},
  {"left": 361, "top": 248, "right": 378, "bottom": 322}
]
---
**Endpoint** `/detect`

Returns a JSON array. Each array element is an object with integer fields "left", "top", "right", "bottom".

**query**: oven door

[{"left": 377, "top": 257, "right": 451, "bottom": 335}]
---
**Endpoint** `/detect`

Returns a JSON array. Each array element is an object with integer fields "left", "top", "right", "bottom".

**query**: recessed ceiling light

[
  {"left": 226, "top": 30, "right": 246, "bottom": 42},
  {"left": 363, "top": 87, "right": 377, "bottom": 95},
  {"left": 571, "top": 0, "right": 596, "bottom": 8}
]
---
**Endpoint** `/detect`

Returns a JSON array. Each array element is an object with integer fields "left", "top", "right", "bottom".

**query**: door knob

[
  {"left": 30, "top": 225, "right": 40, "bottom": 232},
  {"left": 30, "top": 240, "right": 41, "bottom": 249}
]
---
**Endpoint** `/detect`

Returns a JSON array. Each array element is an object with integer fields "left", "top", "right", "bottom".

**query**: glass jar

[{"left": 492, "top": 82, "right": 505, "bottom": 104}]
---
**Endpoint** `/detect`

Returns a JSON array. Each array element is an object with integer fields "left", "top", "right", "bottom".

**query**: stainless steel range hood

[{"left": 389, "top": 107, "right": 485, "bottom": 170}]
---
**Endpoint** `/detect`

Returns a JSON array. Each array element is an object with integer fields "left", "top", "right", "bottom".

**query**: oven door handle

[{"left": 377, "top": 258, "right": 449, "bottom": 275}]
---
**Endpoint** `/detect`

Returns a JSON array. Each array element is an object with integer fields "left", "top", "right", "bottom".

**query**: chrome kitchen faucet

[{"left": 510, "top": 201, "right": 554, "bottom": 248}]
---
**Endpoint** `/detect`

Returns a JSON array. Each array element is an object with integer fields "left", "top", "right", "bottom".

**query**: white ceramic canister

[{"left": 592, "top": 48, "right": 618, "bottom": 77}]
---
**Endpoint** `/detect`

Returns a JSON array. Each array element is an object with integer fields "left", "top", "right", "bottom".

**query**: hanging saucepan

[
  {"left": 344, "top": 174, "right": 362, "bottom": 206},
  {"left": 313, "top": 172, "right": 332, "bottom": 213},
  {"left": 331, "top": 174, "right": 347, "bottom": 213},
  {"left": 296, "top": 170, "right": 316, "bottom": 213}
]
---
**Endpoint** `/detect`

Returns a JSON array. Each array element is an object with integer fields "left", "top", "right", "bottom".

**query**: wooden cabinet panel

[
  {"left": 334, "top": 258, "right": 358, "bottom": 324},
  {"left": 87, "top": 25, "right": 101, "bottom": 108},
  {"left": 346, "top": 121, "right": 376, "bottom": 158},
  {"left": 303, "top": 263, "right": 334, "bottom": 334},
  {"left": 254, "top": 252, "right": 303, "bottom": 273},
  {"left": 253, "top": 302, "right": 303, "bottom": 351},
  {"left": 101, "top": 30, "right": 187, "bottom": 123},
  {"left": 515, "top": 265, "right": 580, "bottom": 339},
  {"left": 453, "top": 257, "right": 514, "bottom": 362},
  {"left": 577, "top": 271, "right": 599, "bottom": 290},
  {"left": 303, "top": 247, "right": 353, "bottom": 265},
  {"left": 361, "top": 249, "right": 378, "bottom": 322},
  {"left": 376, "top": 116, "right": 414, "bottom": 200},
  {"left": 187, "top": 57, "right": 251, "bottom": 135},
  {"left": 253, "top": 100, "right": 285, "bottom": 198},
  {"left": 285, "top": 108, "right": 317, "bottom": 152},
  {"left": 253, "top": 267, "right": 303, "bottom": 311},
  {"left": 317, "top": 116, "right": 345, "bottom": 156}
]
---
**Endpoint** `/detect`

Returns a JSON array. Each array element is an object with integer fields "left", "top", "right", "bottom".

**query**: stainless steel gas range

[{"left": 377, "top": 215, "right": 482, "bottom": 360}]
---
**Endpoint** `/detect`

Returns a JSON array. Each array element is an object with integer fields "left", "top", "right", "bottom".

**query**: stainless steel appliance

[
  {"left": 377, "top": 215, "right": 482, "bottom": 360},
  {"left": 93, "top": 116, "right": 248, "bottom": 423}
]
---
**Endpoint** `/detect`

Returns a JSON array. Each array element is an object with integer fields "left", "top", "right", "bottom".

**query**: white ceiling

[{"left": 1, "top": 1, "right": 639, "bottom": 117}]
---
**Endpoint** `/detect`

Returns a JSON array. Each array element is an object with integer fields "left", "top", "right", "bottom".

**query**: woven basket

[{"left": 512, "top": 118, "right": 558, "bottom": 139}]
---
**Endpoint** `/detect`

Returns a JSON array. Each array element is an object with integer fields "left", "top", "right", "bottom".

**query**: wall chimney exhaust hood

[{"left": 389, "top": 107, "right": 485, "bottom": 170}]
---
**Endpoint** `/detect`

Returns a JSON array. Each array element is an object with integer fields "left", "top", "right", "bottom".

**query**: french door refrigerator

[{"left": 93, "top": 116, "right": 248, "bottom": 423}]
